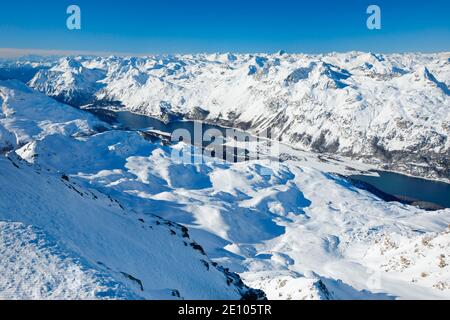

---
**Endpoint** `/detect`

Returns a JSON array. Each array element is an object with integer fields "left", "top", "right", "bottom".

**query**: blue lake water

[
  {"left": 351, "top": 171, "right": 450, "bottom": 209},
  {"left": 89, "top": 108, "right": 450, "bottom": 209},
  {"left": 89, "top": 108, "right": 254, "bottom": 162},
  {"left": 91, "top": 109, "right": 242, "bottom": 138}
]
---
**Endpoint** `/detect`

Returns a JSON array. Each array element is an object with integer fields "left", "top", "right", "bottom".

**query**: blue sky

[{"left": 0, "top": 0, "right": 449, "bottom": 55}]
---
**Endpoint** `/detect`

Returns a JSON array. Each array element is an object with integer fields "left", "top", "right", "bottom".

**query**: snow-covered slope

[
  {"left": 0, "top": 83, "right": 264, "bottom": 300},
  {"left": 0, "top": 221, "right": 135, "bottom": 300},
  {"left": 17, "top": 125, "right": 450, "bottom": 299},
  {"left": 27, "top": 52, "right": 450, "bottom": 181},
  {"left": 1, "top": 55, "right": 449, "bottom": 300},
  {"left": 29, "top": 57, "right": 105, "bottom": 106},
  {"left": 0, "top": 153, "right": 264, "bottom": 300},
  {"left": 0, "top": 79, "right": 108, "bottom": 150}
]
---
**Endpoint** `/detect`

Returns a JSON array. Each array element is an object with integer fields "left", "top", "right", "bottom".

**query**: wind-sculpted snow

[
  {"left": 18, "top": 127, "right": 450, "bottom": 299},
  {"left": 0, "top": 155, "right": 264, "bottom": 300},
  {"left": 25, "top": 52, "right": 450, "bottom": 180},
  {"left": 0, "top": 79, "right": 108, "bottom": 148},
  {"left": 1, "top": 57, "right": 450, "bottom": 299},
  {"left": 0, "top": 221, "right": 136, "bottom": 300}
]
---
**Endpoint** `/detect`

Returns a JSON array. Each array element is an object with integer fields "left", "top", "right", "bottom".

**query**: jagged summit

[
  {"left": 1, "top": 53, "right": 450, "bottom": 300},
  {"left": 416, "top": 66, "right": 450, "bottom": 94},
  {"left": 20, "top": 51, "right": 450, "bottom": 180}
]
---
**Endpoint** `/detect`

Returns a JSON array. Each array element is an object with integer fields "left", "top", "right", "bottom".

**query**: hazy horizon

[
  {"left": 1, "top": 47, "right": 450, "bottom": 59},
  {"left": 1, "top": 0, "right": 449, "bottom": 55}
]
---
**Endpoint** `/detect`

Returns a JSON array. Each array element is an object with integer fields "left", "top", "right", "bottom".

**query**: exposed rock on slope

[
  {"left": 0, "top": 82, "right": 265, "bottom": 300},
  {"left": 26, "top": 52, "right": 450, "bottom": 181},
  {"left": 0, "top": 154, "right": 264, "bottom": 300},
  {"left": 1, "top": 56, "right": 450, "bottom": 300}
]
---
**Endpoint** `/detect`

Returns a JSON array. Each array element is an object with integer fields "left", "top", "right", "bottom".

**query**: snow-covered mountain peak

[
  {"left": 23, "top": 52, "right": 449, "bottom": 183},
  {"left": 28, "top": 57, "right": 106, "bottom": 106},
  {"left": 1, "top": 53, "right": 450, "bottom": 299},
  {"left": 53, "top": 57, "right": 84, "bottom": 72},
  {"left": 413, "top": 66, "right": 450, "bottom": 94}
]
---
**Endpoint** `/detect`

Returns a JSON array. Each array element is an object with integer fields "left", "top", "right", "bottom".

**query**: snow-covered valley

[
  {"left": 23, "top": 52, "right": 450, "bottom": 181},
  {"left": 1, "top": 52, "right": 450, "bottom": 300}
]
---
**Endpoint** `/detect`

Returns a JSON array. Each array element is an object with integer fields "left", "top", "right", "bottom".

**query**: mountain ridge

[{"left": 19, "top": 52, "right": 450, "bottom": 181}]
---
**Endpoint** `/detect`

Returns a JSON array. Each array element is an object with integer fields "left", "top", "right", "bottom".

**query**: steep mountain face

[
  {"left": 29, "top": 57, "right": 106, "bottom": 106},
  {"left": 0, "top": 82, "right": 264, "bottom": 300},
  {"left": 1, "top": 55, "right": 450, "bottom": 300},
  {"left": 26, "top": 52, "right": 450, "bottom": 181},
  {"left": 0, "top": 154, "right": 263, "bottom": 300},
  {"left": 15, "top": 124, "right": 450, "bottom": 300}
]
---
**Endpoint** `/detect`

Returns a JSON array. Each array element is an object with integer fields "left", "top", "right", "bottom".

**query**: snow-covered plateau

[{"left": 0, "top": 52, "right": 449, "bottom": 300}]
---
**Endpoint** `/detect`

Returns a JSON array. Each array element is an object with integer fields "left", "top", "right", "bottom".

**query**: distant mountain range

[
  {"left": 1, "top": 52, "right": 449, "bottom": 300},
  {"left": 3, "top": 52, "right": 447, "bottom": 181}
]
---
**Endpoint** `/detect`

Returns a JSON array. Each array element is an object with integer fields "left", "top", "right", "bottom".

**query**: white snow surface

[
  {"left": 26, "top": 52, "right": 450, "bottom": 180},
  {"left": 17, "top": 130, "right": 450, "bottom": 299},
  {"left": 0, "top": 221, "right": 135, "bottom": 300},
  {"left": 0, "top": 79, "right": 108, "bottom": 148},
  {"left": 0, "top": 82, "right": 262, "bottom": 300},
  {"left": 0, "top": 56, "right": 450, "bottom": 300},
  {"left": 0, "top": 154, "right": 257, "bottom": 300}
]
